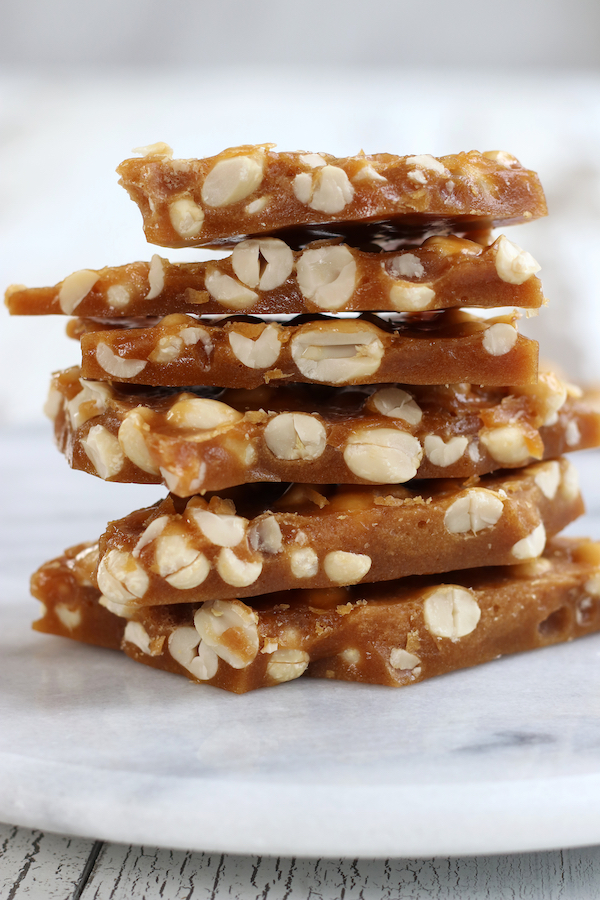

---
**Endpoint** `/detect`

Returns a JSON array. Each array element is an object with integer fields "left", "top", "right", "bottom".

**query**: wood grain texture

[
  {"left": 81, "top": 843, "right": 600, "bottom": 900},
  {"left": 4, "top": 824, "right": 600, "bottom": 898},
  {"left": 0, "top": 822, "right": 95, "bottom": 899}
]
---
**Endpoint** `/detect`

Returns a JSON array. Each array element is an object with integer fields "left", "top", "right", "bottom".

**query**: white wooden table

[{"left": 3, "top": 823, "right": 600, "bottom": 898}]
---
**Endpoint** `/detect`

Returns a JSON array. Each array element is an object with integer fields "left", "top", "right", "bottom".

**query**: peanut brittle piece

[
  {"left": 95, "top": 459, "right": 583, "bottom": 609},
  {"left": 77, "top": 310, "right": 538, "bottom": 388},
  {"left": 32, "top": 537, "right": 600, "bottom": 693},
  {"left": 4, "top": 234, "right": 543, "bottom": 317},
  {"left": 48, "top": 367, "right": 600, "bottom": 494},
  {"left": 116, "top": 144, "right": 547, "bottom": 249}
]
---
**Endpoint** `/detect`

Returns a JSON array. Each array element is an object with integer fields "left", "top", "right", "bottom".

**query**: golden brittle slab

[
  {"left": 32, "top": 537, "right": 600, "bottom": 693},
  {"left": 117, "top": 144, "right": 547, "bottom": 249},
  {"left": 49, "top": 367, "right": 600, "bottom": 494}
]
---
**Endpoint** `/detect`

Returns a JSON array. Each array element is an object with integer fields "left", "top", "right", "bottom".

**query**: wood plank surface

[
  {"left": 81, "top": 841, "right": 600, "bottom": 900},
  {"left": 4, "top": 822, "right": 600, "bottom": 899},
  {"left": 0, "top": 822, "right": 95, "bottom": 899}
]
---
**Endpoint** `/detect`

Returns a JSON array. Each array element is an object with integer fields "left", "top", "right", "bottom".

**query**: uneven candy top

[
  {"left": 77, "top": 310, "right": 539, "bottom": 388},
  {"left": 5, "top": 234, "right": 543, "bottom": 317},
  {"left": 96, "top": 459, "right": 583, "bottom": 608},
  {"left": 116, "top": 144, "right": 548, "bottom": 249},
  {"left": 48, "top": 366, "right": 600, "bottom": 494},
  {"left": 32, "top": 537, "right": 600, "bottom": 693}
]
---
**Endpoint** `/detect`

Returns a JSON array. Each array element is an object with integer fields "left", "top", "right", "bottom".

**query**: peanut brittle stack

[{"left": 7, "top": 143, "right": 600, "bottom": 693}]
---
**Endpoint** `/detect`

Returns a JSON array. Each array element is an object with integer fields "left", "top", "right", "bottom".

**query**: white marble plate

[{"left": 2, "top": 429, "right": 600, "bottom": 857}]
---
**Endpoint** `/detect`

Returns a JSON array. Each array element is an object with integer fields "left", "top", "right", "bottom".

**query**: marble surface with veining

[{"left": 2, "top": 427, "right": 600, "bottom": 868}]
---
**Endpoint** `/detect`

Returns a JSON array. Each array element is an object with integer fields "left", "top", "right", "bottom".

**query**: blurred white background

[{"left": 2, "top": 0, "right": 600, "bottom": 423}]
